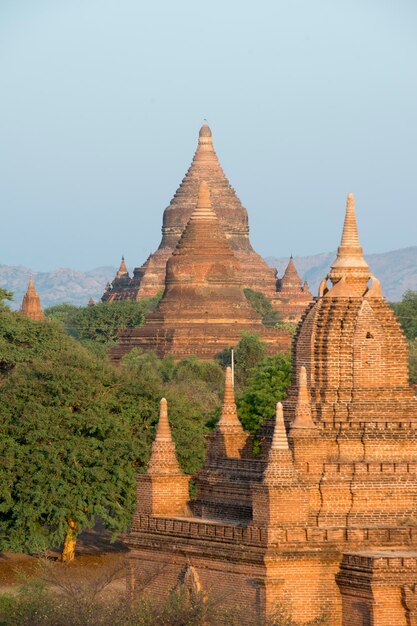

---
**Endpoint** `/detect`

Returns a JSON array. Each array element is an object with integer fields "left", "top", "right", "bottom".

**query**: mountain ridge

[{"left": 1, "top": 246, "right": 416, "bottom": 309}]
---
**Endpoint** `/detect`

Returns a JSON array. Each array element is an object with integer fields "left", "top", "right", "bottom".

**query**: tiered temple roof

[
  {"left": 20, "top": 276, "right": 44, "bottom": 321},
  {"left": 103, "top": 123, "right": 277, "bottom": 302},
  {"left": 112, "top": 182, "right": 291, "bottom": 361},
  {"left": 126, "top": 192, "right": 417, "bottom": 626}
]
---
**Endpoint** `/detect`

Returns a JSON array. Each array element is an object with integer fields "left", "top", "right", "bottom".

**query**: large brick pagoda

[
  {"left": 102, "top": 122, "right": 278, "bottom": 302},
  {"left": 111, "top": 182, "right": 291, "bottom": 361},
  {"left": 125, "top": 193, "right": 417, "bottom": 625}
]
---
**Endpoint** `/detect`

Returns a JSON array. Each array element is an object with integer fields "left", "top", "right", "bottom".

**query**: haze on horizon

[{"left": 1, "top": 0, "right": 416, "bottom": 273}]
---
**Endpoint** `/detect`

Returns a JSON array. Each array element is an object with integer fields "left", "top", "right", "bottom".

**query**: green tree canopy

[
  {"left": 0, "top": 308, "right": 136, "bottom": 560},
  {"left": 237, "top": 353, "right": 292, "bottom": 433},
  {"left": 45, "top": 294, "right": 162, "bottom": 348},
  {"left": 391, "top": 290, "right": 417, "bottom": 341}
]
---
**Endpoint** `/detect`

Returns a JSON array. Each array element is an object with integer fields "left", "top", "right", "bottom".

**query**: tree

[
  {"left": 391, "top": 290, "right": 417, "bottom": 341},
  {"left": 0, "top": 288, "right": 13, "bottom": 311},
  {"left": 0, "top": 309, "right": 136, "bottom": 561},
  {"left": 244, "top": 288, "right": 282, "bottom": 328},
  {"left": 45, "top": 294, "right": 162, "bottom": 348},
  {"left": 237, "top": 353, "right": 292, "bottom": 433}
]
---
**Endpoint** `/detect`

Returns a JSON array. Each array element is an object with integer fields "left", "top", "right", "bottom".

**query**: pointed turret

[
  {"left": 327, "top": 193, "right": 371, "bottom": 294},
  {"left": 290, "top": 367, "right": 316, "bottom": 432},
  {"left": 207, "top": 366, "right": 248, "bottom": 458},
  {"left": 280, "top": 256, "right": 303, "bottom": 290},
  {"left": 20, "top": 276, "right": 44, "bottom": 321},
  {"left": 217, "top": 367, "right": 244, "bottom": 433},
  {"left": 263, "top": 403, "right": 295, "bottom": 483},
  {"left": 88, "top": 297, "right": 95, "bottom": 307},
  {"left": 117, "top": 256, "right": 129, "bottom": 278},
  {"left": 148, "top": 398, "right": 181, "bottom": 475},
  {"left": 252, "top": 402, "right": 308, "bottom": 527},
  {"left": 135, "top": 397, "right": 190, "bottom": 516},
  {"left": 273, "top": 256, "right": 313, "bottom": 322}
]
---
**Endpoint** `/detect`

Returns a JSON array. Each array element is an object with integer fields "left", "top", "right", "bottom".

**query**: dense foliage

[
  {"left": 243, "top": 288, "right": 282, "bottom": 327},
  {"left": 45, "top": 295, "right": 161, "bottom": 348},
  {"left": 391, "top": 290, "right": 417, "bottom": 341},
  {"left": 391, "top": 290, "right": 417, "bottom": 385},
  {"left": 0, "top": 304, "right": 227, "bottom": 557}
]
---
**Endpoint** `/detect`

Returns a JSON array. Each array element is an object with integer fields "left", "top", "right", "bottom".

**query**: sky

[{"left": 1, "top": 0, "right": 416, "bottom": 272}]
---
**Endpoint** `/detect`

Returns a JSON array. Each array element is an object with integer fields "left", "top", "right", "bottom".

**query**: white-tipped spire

[{"left": 270, "top": 403, "right": 289, "bottom": 451}]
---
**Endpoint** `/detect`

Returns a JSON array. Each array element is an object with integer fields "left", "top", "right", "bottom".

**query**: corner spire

[
  {"left": 270, "top": 403, "right": 289, "bottom": 451},
  {"left": 148, "top": 398, "right": 181, "bottom": 475},
  {"left": 290, "top": 367, "right": 316, "bottom": 432},
  {"left": 217, "top": 366, "right": 244, "bottom": 433},
  {"left": 264, "top": 403, "right": 295, "bottom": 483}
]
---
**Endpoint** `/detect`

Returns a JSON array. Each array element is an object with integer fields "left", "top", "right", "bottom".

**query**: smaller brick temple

[
  {"left": 125, "top": 192, "right": 417, "bottom": 626},
  {"left": 20, "top": 276, "right": 44, "bottom": 321},
  {"left": 272, "top": 256, "right": 312, "bottom": 322},
  {"left": 111, "top": 182, "right": 291, "bottom": 361}
]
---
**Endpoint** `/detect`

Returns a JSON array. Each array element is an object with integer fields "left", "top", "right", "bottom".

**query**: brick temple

[
  {"left": 111, "top": 182, "right": 291, "bottom": 361},
  {"left": 126, "top": 193, "right": 417, "bottom": 625},
  {"left": 20, "top": 276, "right": 44, "bottom": 321},
  {"left": 102, "top": 123, "right": 311, "bottom": 322},
  {"left": 272, "top": 256, "right": 312, "bottom": 322}
]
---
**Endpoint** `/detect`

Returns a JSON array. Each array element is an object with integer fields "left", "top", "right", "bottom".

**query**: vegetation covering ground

[
  {"left": 1, "top": 287, "right": 416, "bottom": 623},
  {"left": 0, "top": 289, "right": 292, "bottom": 562}
]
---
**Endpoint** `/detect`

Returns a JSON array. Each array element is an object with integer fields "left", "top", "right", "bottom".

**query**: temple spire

[
  {"left": 270, "top": 402, "right": 289, "bottom": 451},
  {"left": 327, "top": 193, "right": 370, "bottom": 293},
  {"left": 117, "top": 256, "right": 129, "bottom": 277},
  {"left": 148, "top": 398, "right": 181, "bottom": 475},
  {"left": 290, "top": 367, "right": 316, "bottom": 432},
  {"left": 217, "top": 366, "right": 244, "bottom": 433},
  {"left": 264, "top": 403, "right": 295, "bottom": 483},
  {"left": 20, "top": 276, "right": 44, "bottom": 321}
]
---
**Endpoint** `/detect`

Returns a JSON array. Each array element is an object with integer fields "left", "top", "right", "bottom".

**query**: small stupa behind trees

[
  {"left": 111, "top": 182, "right": 291, "bottom": 361},
  {"left": 20, "top": 276, "right": 44, "bottom": 321}
]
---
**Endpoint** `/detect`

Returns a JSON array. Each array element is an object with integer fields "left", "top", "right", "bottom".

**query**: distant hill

[
  {"left": 1, "top": 246, "right": 416, "bottom": 309},
  {"left": 0, "top": 265, "right": 116, "bottom": 310},
  {"left": 266, "top": 246, "right": 417, "bottom": 302}
]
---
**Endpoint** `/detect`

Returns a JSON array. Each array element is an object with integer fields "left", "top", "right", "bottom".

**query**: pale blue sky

[{"left": 1, "top": 0, "right": 416, "bottom": 271}]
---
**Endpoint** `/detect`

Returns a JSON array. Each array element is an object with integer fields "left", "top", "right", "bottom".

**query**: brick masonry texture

[
  {"left": 125, "top": 193, "right": 417, "bottom": 626},
  {"left": 102, "top": 124, "right": 312, "bottom": 325},
  {"left": 111, "top": 182, "right": 291, "bottom": 361}
]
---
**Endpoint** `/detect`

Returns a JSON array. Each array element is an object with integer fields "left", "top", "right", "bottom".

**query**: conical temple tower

[
  {"left": 102, "top": 123, "right": 277, "bottom": 302},
  {"left": 271, "top": 256, "right": 312, "bottom": 321},
  {"left": 20, "top": 276, "right": 44, "bottom": 321},
  {"left": 126, "top": 192, "right": 417, "bottom": 626},
  {"left": 112, "top": 182, "right": 291, "bottom": 361},
  {"left": 136, "top": 398, "right": 190, "bottom": 516},
  {"left": 104, "top": 256, "right": 131, "bottom": 302}
]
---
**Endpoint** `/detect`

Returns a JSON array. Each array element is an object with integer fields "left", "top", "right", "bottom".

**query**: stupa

[
  {"left": 102, "top": 123, "right": 278, "bottom": 302},
  {"left": 126, "top": 193, "right": 417, "bottom": 626},
  {"left": 20, "top": 276, "right": 44, "bottom": 321},
  {"left": 111, "top": 182, "right": 291, "bottom": 361},
  {"left": 272, "top": 256, "right": 313, "bottom": 321}
]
